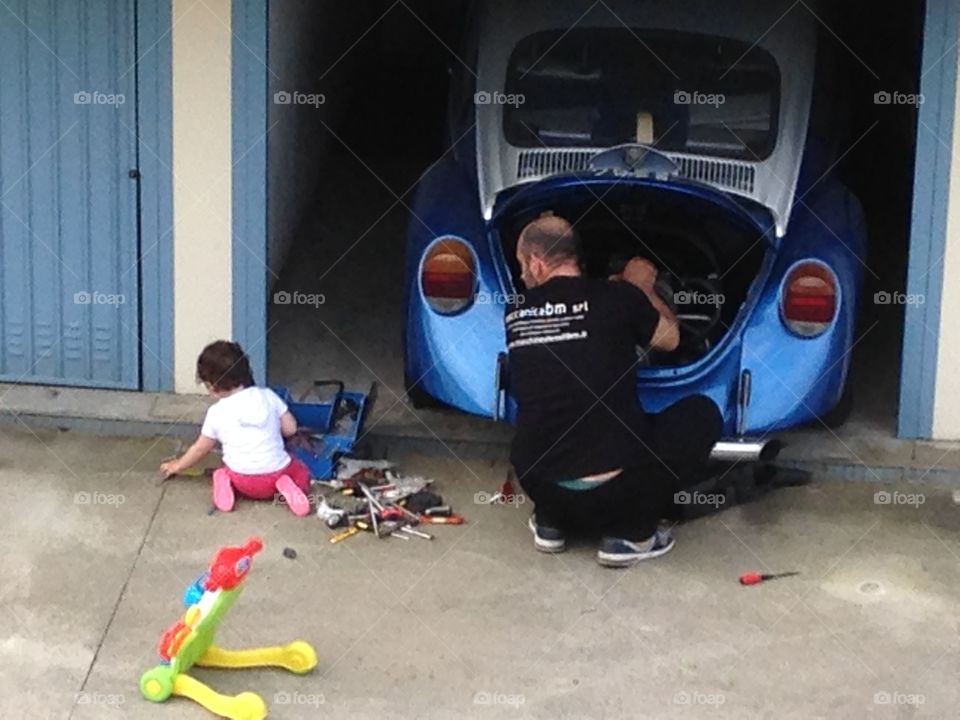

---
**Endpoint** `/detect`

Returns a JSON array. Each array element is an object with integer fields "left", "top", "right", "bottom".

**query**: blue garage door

[{"left": 0, "top": 1, "right": 140, "bottom": 388}]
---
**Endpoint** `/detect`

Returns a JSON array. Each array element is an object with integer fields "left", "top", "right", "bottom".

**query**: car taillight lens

[
  {"left": 782, "top": 261, "right": 838, "bottom": 336},
  {"left": 422, "top": 237, "right": 475, "bottom": 314}
]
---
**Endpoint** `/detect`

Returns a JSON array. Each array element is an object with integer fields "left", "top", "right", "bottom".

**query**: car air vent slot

[
  {"left": 516, "top": 149, "right": 755, "bottom": 195},
  {"left": 671, "top": 156, "right": 756, "bottom": 194},
  {"left": 517, "top": 149, "right": 597, "bottom": 179}
]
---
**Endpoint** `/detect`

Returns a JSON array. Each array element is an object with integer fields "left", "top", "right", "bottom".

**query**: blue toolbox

[{"left": 271, "top": 381, "right": 376, "bottom": 481}]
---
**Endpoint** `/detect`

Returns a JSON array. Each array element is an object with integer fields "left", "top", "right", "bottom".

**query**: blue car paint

[
  {"left": 405, "top": 156, "right": 507, "bottom": 415},
  {"left": 404, "top": 152, "right": 866, "bottom": 435}
]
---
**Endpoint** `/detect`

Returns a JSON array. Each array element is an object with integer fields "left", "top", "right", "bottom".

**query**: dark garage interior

[{"left": 265, "top": 0, "right": 926, "bottom": 440}]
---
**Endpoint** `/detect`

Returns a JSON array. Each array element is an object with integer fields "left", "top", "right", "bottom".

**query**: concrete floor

[{"left": 2, "top": 425, "right": 959, "bottom": 719}]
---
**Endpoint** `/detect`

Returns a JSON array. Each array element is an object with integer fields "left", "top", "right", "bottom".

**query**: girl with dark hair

[{"left": 159, "top": 341, "right": 312, "bottom": 516}]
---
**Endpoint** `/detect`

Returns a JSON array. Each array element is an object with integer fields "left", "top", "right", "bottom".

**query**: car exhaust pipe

[{"left": 709, "top": 438, "right": 782, "bottom": 463}]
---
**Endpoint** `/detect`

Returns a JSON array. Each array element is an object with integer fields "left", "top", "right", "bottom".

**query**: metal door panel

[{"left": 0, "top": 0, "right": 140, "bottom": 388}]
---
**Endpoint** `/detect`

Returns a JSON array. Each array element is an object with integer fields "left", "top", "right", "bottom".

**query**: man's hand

[
  {"left": 616, "top": 256, "right": 679, "bottom": 352},
  {"left": 621, "top": 258, "right": 658, "bottom": 294}
]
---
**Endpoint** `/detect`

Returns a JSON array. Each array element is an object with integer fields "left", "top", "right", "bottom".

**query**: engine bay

[{"left": 499, "top": 184, "right": 769, "bottom": 366}]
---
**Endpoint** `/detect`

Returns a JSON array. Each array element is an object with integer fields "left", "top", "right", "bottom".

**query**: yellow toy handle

[
  {"left": 199, "top": 640, "right": 318, "bottom": 674},
  {"left": 172, "top": 674, "right": 267, "bottom": 720}
]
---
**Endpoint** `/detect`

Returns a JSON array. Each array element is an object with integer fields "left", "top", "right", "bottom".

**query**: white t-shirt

[{"left": 201, "top": 387, "right": 291, "bottom": 474}]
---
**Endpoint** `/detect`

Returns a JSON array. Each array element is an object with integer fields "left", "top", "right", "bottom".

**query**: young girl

[{"left": 160, "top": 340, "right": 312, "bottom": 516}]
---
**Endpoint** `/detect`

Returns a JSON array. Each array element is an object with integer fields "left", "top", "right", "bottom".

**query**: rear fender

[
  {"left": 404, "top": 158, "right": 507, "bottom": 414},
  {"left": 739, "top": 180, "right": 866, "bottom": 432}
]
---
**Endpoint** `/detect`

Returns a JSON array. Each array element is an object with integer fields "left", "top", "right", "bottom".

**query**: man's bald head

[
  {"left": 516, "top": 214, "right": 581, "bottom": 288},
  {"left": 518, "top": 215, "right": 579, "bottom": 264}
]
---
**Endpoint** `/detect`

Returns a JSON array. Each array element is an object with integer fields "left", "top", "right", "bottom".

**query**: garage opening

[
  {"left": 810, "top": 1, "right": 925, "bottom": 437},
  {"left": 265, "top": 1, "right": 472, "bottom": 427},
  {"left": 265, "top": 1, "right": 926, "bottom": 441}
]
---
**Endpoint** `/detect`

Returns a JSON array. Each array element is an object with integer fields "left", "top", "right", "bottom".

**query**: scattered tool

[
  {"left": 317, "top": 497, "right": 349, "bottom": 528},
  {"left": 329, "top": 526, "right": 361, "bottom": 544},
  {"left": 419, "top": 514, "right": 465, "bottom": 525},
  {"left": 397, "top": 526, "right": 433, "bottom": 541},
  {"left": 322, "top": 464, "right": 465, "bottom": 549},
  {"left": 404, "top": 490, "right": 443, "bottom": 514},
  {"left": 739, "top": 571, "right": 799, "bottom": 586},
  {"left": 157, "top": 464, "right": 216, "bottom": 486}
]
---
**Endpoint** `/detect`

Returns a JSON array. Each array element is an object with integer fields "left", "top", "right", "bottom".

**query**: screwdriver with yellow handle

[{"left": 329, "top": 526, "right": 360, "bottom": 544}]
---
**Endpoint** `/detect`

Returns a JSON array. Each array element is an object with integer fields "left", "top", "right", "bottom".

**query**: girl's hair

[{"left": 196, "top": 340, "right": 255, "bottom": 391}]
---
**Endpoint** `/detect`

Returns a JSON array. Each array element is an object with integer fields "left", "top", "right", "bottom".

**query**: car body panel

[{"left": 475, "top": 0, "right": 816, "bottom": 237}]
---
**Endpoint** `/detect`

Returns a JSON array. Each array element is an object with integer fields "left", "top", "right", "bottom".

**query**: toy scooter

[{"left": 140, "top": 537, "right": 317, "bottom": 719}]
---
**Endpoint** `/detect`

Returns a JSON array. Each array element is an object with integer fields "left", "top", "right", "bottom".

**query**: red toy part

[
  {"left": 158, "top": 619, "right": 191, "bottom": 661},
  {"left": 203, "top": 536, "right": 263, "bottom": 592}
]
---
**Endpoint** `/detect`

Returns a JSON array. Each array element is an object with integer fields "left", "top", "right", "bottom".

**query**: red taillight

[
  {"left": 782, "top": 262, "right": 837, "bottom": 336},
  {"left": 421, "top": 238, "right": 475, "bottom": 313}
]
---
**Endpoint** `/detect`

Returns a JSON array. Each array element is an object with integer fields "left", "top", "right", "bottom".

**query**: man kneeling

[{"left": 506, "top": 214, "right": 722, "bottom": 567}]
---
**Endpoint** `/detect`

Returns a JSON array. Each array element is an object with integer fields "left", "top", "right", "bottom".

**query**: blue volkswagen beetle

[{"left": 404, "top": 0, "right": 866, "bottom": 459}]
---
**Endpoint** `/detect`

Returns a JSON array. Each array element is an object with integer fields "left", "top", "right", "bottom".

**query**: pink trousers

[{"left": 220, "top": 457, "right": 311, "bottom": 499}]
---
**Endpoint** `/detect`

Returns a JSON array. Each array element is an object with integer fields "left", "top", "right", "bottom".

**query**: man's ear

[{"left": 529, "top": 254, "right": 548, "bottom": 280}]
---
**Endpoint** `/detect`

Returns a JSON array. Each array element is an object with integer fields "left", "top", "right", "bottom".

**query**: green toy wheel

[{"left": 140, "top": 665, "right": 175, "bottom": 702}]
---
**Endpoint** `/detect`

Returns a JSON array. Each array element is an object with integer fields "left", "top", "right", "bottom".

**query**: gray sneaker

[
  {"left": 528, "top": 515, "right": 566, "bottom": 553},
  {"left": 596, "top": 527, "right": 675, "bottom": 568}
]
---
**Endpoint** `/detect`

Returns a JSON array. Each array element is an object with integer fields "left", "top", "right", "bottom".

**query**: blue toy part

[
  {"left": 183, "top": 573, "right": 208, "bottom": 608},
  {"left": 271, "top": 382, "right": 375, "bottom": 481}
]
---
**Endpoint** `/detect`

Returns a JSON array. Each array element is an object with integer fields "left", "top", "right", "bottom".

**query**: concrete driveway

[{"left": 1, "top": 425, "right": 958, "bottom": 719}]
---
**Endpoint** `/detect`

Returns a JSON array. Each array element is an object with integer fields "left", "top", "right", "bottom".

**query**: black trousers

[{"left": 519, "top": 395, "right": 723, "bottom": 540}]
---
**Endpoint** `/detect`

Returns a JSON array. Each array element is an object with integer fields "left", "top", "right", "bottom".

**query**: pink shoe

[
  {"left": 276, "top": 475, "right": 310, "bottom": 517},
  {"left": 212, "top": 468, "right": 236, "bottom": 512}
]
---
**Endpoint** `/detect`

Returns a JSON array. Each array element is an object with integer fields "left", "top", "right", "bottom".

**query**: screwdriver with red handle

[{"left": 739, "top": 571, "right": 799, "bottom": 586}]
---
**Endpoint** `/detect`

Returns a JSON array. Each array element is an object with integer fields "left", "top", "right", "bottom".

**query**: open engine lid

[{"left": 474, "top": 0, "right": 817, "bottom": 238}]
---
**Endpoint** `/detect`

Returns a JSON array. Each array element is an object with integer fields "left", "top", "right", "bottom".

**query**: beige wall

[
  {"left": 932, "top": 49, "right": 960, "bottom": 438},
  {"left": 171, "top": 0, "right": 234, "bottom": 393}
]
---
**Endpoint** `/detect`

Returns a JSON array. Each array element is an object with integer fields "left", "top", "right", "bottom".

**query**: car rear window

[{"left": 503, "top": 28, "right": 781, "bottom": 161}]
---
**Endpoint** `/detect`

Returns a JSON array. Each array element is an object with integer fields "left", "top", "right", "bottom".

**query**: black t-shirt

[{"left": 506, "top": 275, "right": 660, "bottom": 484}]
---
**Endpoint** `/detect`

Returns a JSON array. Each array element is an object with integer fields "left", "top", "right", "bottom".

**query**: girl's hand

[{"left": 160, "top": 460, "right": 180, "bottom": 478}]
